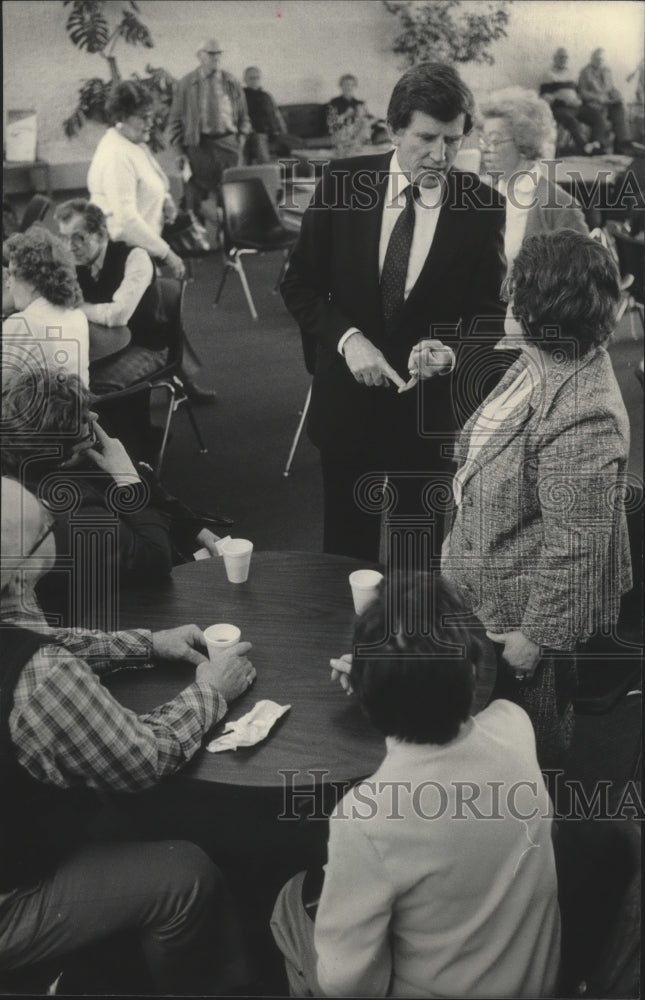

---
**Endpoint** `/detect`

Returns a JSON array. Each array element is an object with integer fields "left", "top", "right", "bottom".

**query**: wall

[{"left": 3, "top": 0, "right": 644, "bottom": 168}]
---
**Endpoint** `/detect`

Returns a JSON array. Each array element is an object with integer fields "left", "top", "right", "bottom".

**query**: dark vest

[
  {"left": 0, "top": 624, "right": 97, "bottom": 892},
  {"left": 77, "top": 241, "right": 169, "bottom": 351}
]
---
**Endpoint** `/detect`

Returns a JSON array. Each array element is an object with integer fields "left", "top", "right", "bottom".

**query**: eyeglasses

[
  {"left": 478, "top": 136, "right": 515, "bottom": 150},
  {"left": 205, "top": 49, "right": 222, "bottom": 55}
]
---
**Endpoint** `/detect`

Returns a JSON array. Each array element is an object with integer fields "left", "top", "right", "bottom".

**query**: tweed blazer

[{"left": 442, "top": 346, "right": 632, "bottom": 650}]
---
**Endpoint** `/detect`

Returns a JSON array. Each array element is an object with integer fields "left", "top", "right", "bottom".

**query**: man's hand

[
  {"left": 343, "top": 332, "right": 405, "bottom": 389},
  {"left": 78, "top": 419, "right": 140, "bottom": 485},
  {"left": 195, "top": 527, "right": 221, "bottom": 557},
  {"left": 196, "top": 642, "right": 255, "bottom": 702},
  {"left": 330, "top": 653, "right": 353, "bottom": 694},
  {"left": 165, "top": 249, "right": 186, "bottom": 280},
  {"left": 486, "top": 630, "right": 541, "bottom": 681},
  {"left": 152, "top": 624, "right": 211, "bottom": 667}
]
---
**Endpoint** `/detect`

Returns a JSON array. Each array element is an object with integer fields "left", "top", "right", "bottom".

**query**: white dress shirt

[
  {"left": 338, "top": 149, "right": 443, "bottom": 355},
  {"left": 80, "top": 245, "right": 154, "bottom": 328}
]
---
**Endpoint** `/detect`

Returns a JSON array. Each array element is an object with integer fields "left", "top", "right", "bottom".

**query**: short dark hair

[
  {"left": 54, "top": 198, "right": 108, "bottom": 238},
  {"left": 509, "top": 230, "right": 621, "bottom": 356},
  {"left": 1, "top": 369, "right": 90, "bottom": 474},
  {"left": 106, "top": 80, "right": 153, "bottom": 124},
  {"left": 339, "top": 73, "right": 358, "bottom": 87},
  {"left": 3, "top": 228, "right": 81, "bottom": 307},
  {"left": 387, "top": 62, "right": 474, "bottom": 135},
  {"left": 350, "top": 573, "right": 478, "bottom": 745}
]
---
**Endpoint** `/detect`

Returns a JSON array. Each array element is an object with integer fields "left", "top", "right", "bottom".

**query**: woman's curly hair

[
  {"left": 106, "top": 80, "right": 153, "bottom": 124},
  {"left": 4, "top": 227, "right": 81, "bottom": 308},
  {"left": 479, "top": 86, "right": 556, "bottom": 161}
]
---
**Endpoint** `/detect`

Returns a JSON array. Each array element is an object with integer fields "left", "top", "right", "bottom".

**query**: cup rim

[
  {"left": 349, "top": 569, "right": 384, "bottom": 588},
  {"left": 204, "top": 623, "right": 241, "bottom": 643},
  {"left": 221, "top": 538, "right": 253, "bottom": 555}
]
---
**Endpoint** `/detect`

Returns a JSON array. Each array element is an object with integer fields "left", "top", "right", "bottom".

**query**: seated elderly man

[
  {"left": 243, "top": 66, "right": 293, "bottom": 164},
  {"left": 1, "top": 370, "right": 231, "bottom": 627},
  {"left": 0, "top": 475, "right": 255, "bottom": 994},
  {"left": 578, "top": 48, "right": 631, "bottom": 154},
  {"left": 54, "top": 199, "right": 169, "bottom": 394},
  {"left": 540, "top": 47, "right": 605, "bottom": 155}
]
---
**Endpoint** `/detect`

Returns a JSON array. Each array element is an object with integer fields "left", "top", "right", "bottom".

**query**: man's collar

[
  {"left": 89, "top": 240, "right": 108, "bottom": 279},
  {"left": 199, "top": 64, "right": 222, "bottom": 80}
]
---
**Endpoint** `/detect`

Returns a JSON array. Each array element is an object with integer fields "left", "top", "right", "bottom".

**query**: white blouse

[
  {"left": 87, "top": 127, "right": 170, "bottom": 260},
  {"left": 2, "top": 297, "right": 90, "bottom": 387}
]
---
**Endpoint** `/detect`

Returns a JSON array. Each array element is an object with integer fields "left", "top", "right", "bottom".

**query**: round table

[{"left": 110, "top": 552, "right": 495, "bottom": 790}]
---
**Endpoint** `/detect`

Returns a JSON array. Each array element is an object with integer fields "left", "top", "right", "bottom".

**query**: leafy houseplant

[
  {"left": 61, "top": 0, "right": 174, "bottom": 151},
  {"left": 383, "top": 0, "right": 512, "bottom": 67}
]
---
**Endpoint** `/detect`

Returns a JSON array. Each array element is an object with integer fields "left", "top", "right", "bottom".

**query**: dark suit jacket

[{"left": 281, "top": 151, "right": 507, "bottom": 466}]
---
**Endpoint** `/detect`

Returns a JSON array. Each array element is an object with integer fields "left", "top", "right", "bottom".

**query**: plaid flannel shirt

[{"left": 2, "top": 596, "right": 226, "bottom": 793}]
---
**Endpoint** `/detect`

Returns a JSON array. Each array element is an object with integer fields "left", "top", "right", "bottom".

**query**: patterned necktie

[{"left": 380, "top": 184, "right": 417, "bottom": 335}]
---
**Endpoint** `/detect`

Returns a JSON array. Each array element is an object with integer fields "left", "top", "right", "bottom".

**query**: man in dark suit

[{"left": 282, "top": 62, "right": 506, "bottom": 562}]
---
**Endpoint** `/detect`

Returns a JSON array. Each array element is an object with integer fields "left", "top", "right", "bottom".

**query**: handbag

[{"left": 162, "top": 210, "right": 211, "bottom": 256}]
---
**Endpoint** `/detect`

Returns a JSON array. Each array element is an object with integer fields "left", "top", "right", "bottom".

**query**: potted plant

[
  {"left": 383, "top": 0, "right": 512, "bottom": 67},
  {"left": 61, "top": 0, "right": 174, "bottom": 151}
]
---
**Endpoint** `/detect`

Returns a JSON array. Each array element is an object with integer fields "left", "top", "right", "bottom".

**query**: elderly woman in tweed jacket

[{"left": 442, "top": 230, "right": 632, "bottom": 767}]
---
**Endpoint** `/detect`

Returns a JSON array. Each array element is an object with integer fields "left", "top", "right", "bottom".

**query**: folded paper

[{"left": 206, "top": 699, "right": 290, "bottom": 752}]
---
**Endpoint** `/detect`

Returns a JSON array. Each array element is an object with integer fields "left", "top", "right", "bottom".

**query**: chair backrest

[
  {"left": 154, "top": 277, "right": 186, "bottom": 369},
  {"left": 223, "top": 164, "right": 282, "bottom": 205},
  {"left": 20, "top": 194, "right": 52, "bottom": 232},
  {"left": 220, "top": 178, "right": 282, "bottom": 250},
  {"left": 613, "top": 230, "right": 645, "bottom": 305}
]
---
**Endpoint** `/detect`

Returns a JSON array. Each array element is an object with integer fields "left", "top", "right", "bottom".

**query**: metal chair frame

[{"left": 91, "top": 279, "right": 207, "bottom": 474}]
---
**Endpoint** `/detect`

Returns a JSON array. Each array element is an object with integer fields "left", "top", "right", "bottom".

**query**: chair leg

[
  {"left": 214, "top": 260, "right": 232, "bottom": 305},
  {"left": 155, "top": 384, "right": 177, "bottom": 475},
  {"left": 274, "top": 249, "right": 291, "bottom": 293},
  {"left": 182, "top": 399, "right": 208, "bottom": 455},
  {"left": 234, "top": 252, "right": 258, "bottom": 321},
  {"left": 283, "top": 385, "right": 312, "bottom": 477}
]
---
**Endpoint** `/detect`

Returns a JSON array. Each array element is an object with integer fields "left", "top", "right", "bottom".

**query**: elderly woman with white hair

[{"left": 478, "top": 87, "right": 588, "bottom": 271}]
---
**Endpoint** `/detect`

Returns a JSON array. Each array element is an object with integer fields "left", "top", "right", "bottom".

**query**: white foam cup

[
  {"left": 204, "top": 623, "right": 242, "bottom": 657},
  {"left": 349, "top": 569, "right": 384, "bottom": 614},
  {"left": 221, "top": 538, "right": 253, "bottom": 583}
]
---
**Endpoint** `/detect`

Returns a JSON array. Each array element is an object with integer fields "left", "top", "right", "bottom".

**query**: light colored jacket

[
  {"left": 524, "top": 172, "right": 589, "bottom": 240},
  {"left": 167, "top": 67, "right": 250, "bottom": 150},
  {"left": 443, "top": 346, "right": 632, "bottom": 650}
]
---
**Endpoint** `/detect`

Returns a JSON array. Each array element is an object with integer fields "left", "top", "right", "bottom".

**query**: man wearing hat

[{"left": 168, "top": 39, "right": 251, "bottom": 208}]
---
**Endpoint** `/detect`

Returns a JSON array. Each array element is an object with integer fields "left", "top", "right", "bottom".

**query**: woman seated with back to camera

[
  {"left": 271, "top": 572, "right": 560, "bottom": 998},
  {"left": 2, "top": 227, "right": 89, "bottom": 388},
  {"left": 478, "top": 87, "right": 588, "bottom": 272},
  {"left": 1, "top": 369, "right": 229, "bottom": 627},
  {"left": 441, "top": 229, "right": 632, "bottom": 769}
]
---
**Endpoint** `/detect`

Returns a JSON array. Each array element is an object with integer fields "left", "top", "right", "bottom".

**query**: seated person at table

[
  {"left": 326, "top": 73, "right": 372, "bottom": 141},
  {"left": 2, "top": 227, "right": 89, "bottom": 388},
  {"left": 578, "top": 48, "right": 631, "bottom": 154},
  {"left": 54, "top": 199, "right": 169, "bottom": 395},
  {"left": 0, "top": 476, "right": 255, "bottom": 994},
  {"left": 1, "top": 370, "right": 231, "bottom": 627},
  {"left": 271, "top": 573, "right": 560, "bottom": 998},
  {"left": 540, "top": 47, "right": 605, "bottom": 155},
  {"left": 243, "top": 66, "right": 293, "bottom": 164}
]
